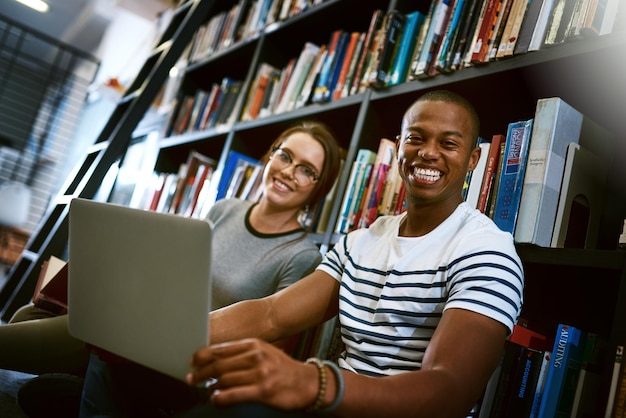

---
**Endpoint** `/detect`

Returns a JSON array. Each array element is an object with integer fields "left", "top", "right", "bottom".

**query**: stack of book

[
  {"left": 477, "top": 322, "right": 609, "bottom": 418},
  {"left": 180, "top": 1, "right": 620, "bottom": 126},
  {"left": 460, "top": 96, "right": 613, "bottom": 249},
  {"left": 141, "top": 150, "right": 217, "bottom": 219},
  {"left": 334, "top": 138, "right": 405, "bottom": 234}
]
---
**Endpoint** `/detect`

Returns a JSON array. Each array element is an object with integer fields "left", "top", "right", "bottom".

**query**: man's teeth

[{"left": 413, "top": 167, "right": 441, "bottom": 181}]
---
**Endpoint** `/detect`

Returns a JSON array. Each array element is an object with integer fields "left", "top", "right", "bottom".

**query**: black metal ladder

[{"left": 0, "top": 0, "right": 216, "bottom": 322}]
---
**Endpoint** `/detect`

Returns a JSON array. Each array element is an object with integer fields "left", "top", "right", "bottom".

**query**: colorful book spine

[
  {"left": 477, "top": 133, "right": 505, "bottom": 213},
  {"left": 492, "top": 119, "right": 533, "bottom": 235},
  {"left": 537, "top": 324, "right": 586, "bottom": 418},
  {"left": 369, "top": 10, "right": 405, "bottom": 89},
  {"left": 389, "top": 10, "right": 426, "bottom": 86},
  {"left": 357, "top": 138, "right": 396, "bottom": 229},
  {"left": 529, "top": 350, "right": 552, "bottom": 418},
  {"left": 335, "top": 149, "right": 377, "bottom": 234},
  {"left": 215, "top": 150, "right": 260, "bottom": 201},
  {"left": 514, "top": 97, "right": 583, "bottom": 247}
]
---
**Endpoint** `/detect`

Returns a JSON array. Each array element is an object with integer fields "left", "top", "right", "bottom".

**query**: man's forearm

[{"left": 209, "top": 298, "right": 280, "bottom": 344}]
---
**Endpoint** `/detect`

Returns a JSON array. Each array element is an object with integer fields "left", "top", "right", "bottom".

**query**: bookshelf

[
  {"left": 147, "top": 1, "right": 626, "bottom": 415},
  {"left": 3, "top": 0, "right": 626, "bottom": 415}
]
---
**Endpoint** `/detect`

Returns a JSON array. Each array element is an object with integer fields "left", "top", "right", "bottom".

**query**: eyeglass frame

[{"left": 270, "top": 146, "right": 320, "bottom": 185}]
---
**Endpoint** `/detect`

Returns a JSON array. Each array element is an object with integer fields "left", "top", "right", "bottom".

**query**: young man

[{"left": 176, "top": 90, "right": 524, "bottom": 418}]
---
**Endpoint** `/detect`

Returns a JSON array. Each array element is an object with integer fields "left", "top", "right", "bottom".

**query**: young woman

[{"left": 2, "top": 121, "right": 342, "bottom": 417}]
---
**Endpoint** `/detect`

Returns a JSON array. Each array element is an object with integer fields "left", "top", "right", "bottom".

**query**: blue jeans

[{"left": 80, "top": 353, "right": 313, "bottom": 418}]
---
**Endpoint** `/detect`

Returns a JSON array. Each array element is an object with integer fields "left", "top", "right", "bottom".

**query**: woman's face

[{"left": 262, "top": 132, "right": 325, "bottom": 212}]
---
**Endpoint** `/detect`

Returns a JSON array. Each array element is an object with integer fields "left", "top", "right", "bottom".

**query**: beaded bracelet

[
  {"left": 320, "top": 360, "right": 345, "bottom": 413},
  {"left": 305, "top": 357, "right": 326, "bottom": 413}
]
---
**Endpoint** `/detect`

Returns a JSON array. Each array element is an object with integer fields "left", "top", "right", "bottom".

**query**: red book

[
  {"left": 508, "top": 324, "right": 552, "bottom": 351},
  {"left": 477, "top": 133, "right": 505, "bottom": 213},
  {"left": 332, "top": 31, "right": 361, "bottom": 101},
  {"left": 470, "top": 0, "right": 502, "bottom": 63}
]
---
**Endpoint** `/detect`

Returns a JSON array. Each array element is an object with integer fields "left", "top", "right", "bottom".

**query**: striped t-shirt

[{"left": 317, "top": 202, "right": 523, "bottom": 377}]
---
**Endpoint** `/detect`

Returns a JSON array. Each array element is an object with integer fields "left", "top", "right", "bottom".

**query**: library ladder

[{"left": 0, "top": 0, "right": 217, "bottom": 322}]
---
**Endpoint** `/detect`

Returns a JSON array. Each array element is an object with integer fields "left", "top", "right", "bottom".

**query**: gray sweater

[{"left": 206, "top": 199, "right": 322, "bottom": 310}]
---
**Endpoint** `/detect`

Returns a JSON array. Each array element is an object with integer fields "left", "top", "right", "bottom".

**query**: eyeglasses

[{"left": 270, "top": 147, "right": 320, "bottom": 186}]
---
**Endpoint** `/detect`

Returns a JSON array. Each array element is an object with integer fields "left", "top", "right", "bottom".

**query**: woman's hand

[{"left": 186, "top": 338, "right": 319, "bottom": 411}]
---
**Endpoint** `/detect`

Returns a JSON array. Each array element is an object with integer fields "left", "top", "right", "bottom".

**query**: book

[
  {"left": 492, "top": 119, "right": 533, "bottom": 235},
  {"left": 487, "top": 0, "right": 514, "bottom": 61},
  {"left": 496, "top": 0, "right": 531, "bottom": 58},
  {"left": 181, "top": 163, "right": 214, "bottom": 218},
  {"left": 198, "top": 83, "right": 221, "bottom": 130},
  {"left": 311, "top": 30, "right": 346, "bottom": 104},
  {"left": 413, "top": 0, "right": 454, "bottom": 78},
  {"left": 339, "top": 33, "right": 364, "bottom": 99},
  {"left": 270, "top": 58, "right": 297, "bottom": 115},
  {"left": 31, "top": 255, "right": 68, "bottom": 315},
  {"left": 580, "top": 0, "right": 621, "bottom": 36},
  {"left": 433, "top": 0, "right": 468, "bottom": 72},
  {"left": 224, "top": 161, "right": 259, "bottom": 200},
  {"left": 315, "top": 159, "right": 344, "bottom": 234},
  {"left": 448, "top": 0, "right": 482, "bottom": 71},
  {"left": 513, "top": 0, "right": 550, "bottom": 54},
  {"left": 379, "top": 155, "right": 402, "bottom": 217},
  {"left": 155, "top": 173, "right": 179, "bottom": 214},
  {"left": 465, "top": 139, "right": 490, "bottom": 210},
  {"left": 477, "top": 133, "right": 505, "bottom": 213},
  {"left": 490, "top": 325, "right": 551, "bottom": 418},
  {"left": 388, "top": 10, "right": 425, "bottom": 86},
  {"left": 537, "top": 323, "right": 587, "bottom": 418},
  {"left": 530, "top": 350, "right": 553, "bottom": 418},
  {"left": 611, "top": 345, "right": 626, "bottom": 417},
  {"left": 356, "top": 138, "right": 396, "bottom": 229},
  {"left": 258, "top": 67, "right": 285, "bottom": 118},
  {"left": 216, "top": 79, "right": 244, "bottom": 126},
  {"left": 569, "top": 332, "right": 608, "bottom": 418},
  {"left": 497, "top": 343, "right": 546, "bottom": 417},
  {"left": 486, "top": 140, "right": 507, "bottom": 218},
  {"left": 470, "top": 0, "right": 503, "bottom": 63},
  {"left": 409, "top": 0, "right": 438, "bottom": 77},
  {"left": 335, "top": 149, "right": 377, "bottom": 234},
  {"left": 332, "top": 31, "right": 361, "bottom": 100},
  {"left": 242, "top": 62, "right": 279, "bottom": 121},
  {"left": 514, "top": 97, "right": 584, "bottom": 247},
  {"left": 351, "top": 9, "right": 384, "bottom": 95},
  {"left": 368, "top": 9, "right": 405, "bottom": 89},
  {"left": 479, "top": 324, "right": 550, "bottom": 418},
  {"left": 294, "top": 44, "right": 327, "bottom": 108},
  {"left": 542, "top": 0, "right": 579, "bottom": 47},
  {"left": 528, "top": 0, "right": 557, "bottom": 51},
  {"left": 563, "top": 0, "right": 592, "bottom": 40},
  {"left": 215, "top": 150, "right": 261, "bottom": 201},
  {"left": 275, "top": 42, "right": 321, "bottom": 114},
  {"left": 169, "top": 151, "right": 217, "bottom": 215},
  {"left": 605, "top": 345, "right": 624, "bottom": 418}
]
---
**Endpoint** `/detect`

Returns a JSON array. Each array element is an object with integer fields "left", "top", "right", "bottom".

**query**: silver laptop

[{"left": 67, "top": 198, "right": 212, "bottom": 381}]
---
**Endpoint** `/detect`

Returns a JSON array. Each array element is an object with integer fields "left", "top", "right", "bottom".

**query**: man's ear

[{"left": 467, "top": 146, "right": 481, "bottom": 171}]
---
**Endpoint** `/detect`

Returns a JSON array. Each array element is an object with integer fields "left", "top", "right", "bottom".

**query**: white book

[
  {"left": 528, "top": 0, "right": 557, "bottom": 51},
  {"left": 515, "top": 97, "right": 583, "bottom": 247},
  {"left": 275, "top": 42, "right": 320, "bottom": 114},
  {"left": 465, "top": 141, "right": 490, "bottom": 210}
]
